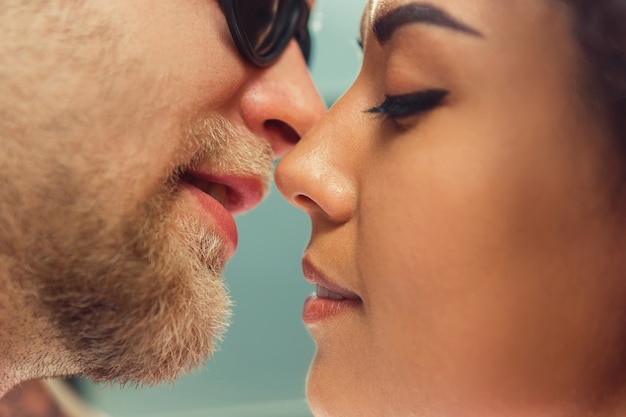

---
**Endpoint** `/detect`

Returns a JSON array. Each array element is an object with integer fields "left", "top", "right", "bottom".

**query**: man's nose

[{"left": 239, "top": 39, "right": 327, "bottom": 158}]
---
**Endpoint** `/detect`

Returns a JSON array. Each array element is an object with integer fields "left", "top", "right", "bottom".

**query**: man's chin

[
  {"left": 83, "top": 212, "right": 232, "bottom": 386},
  {"left": 25, "top": 195, "right": 232, "bottom": 386}
]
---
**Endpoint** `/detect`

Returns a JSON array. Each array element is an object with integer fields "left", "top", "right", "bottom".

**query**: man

[{"left": 0, "top": 0, "right": 325, "bottom": 410}]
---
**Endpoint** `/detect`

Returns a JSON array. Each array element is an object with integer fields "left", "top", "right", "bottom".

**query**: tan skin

[
  {"left": 0, "top": 0, "right": 324, "bottom": 404},
  {"left": 276, "top": 1, "right": 626, "bottom": 416}
]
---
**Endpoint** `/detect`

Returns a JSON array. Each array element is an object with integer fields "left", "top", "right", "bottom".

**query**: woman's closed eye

[{"left": 366, "top": 89, "right": 448, "bottom": 121}]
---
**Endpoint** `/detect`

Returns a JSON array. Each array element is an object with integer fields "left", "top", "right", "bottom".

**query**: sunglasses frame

[{"left": 219, "top": 0, "right": 312, "bottom": 67}]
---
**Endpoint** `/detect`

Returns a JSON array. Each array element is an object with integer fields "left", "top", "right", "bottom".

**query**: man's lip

[
  {"left": 180, "top": 181, "right": 238, "bottom": 258},
  {"left": 184, "top": 169, "right": 267, "bottom": 215},
  {"left": 179, "top": 170, "right": 266, "bottom": 259},
  {"left": 302, "top": 257, "right": 361, "bottom": 300}
]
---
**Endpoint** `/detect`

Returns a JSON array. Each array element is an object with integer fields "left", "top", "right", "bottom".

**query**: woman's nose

[{"left": 274, "top": 99, "right": 358, "bottom": 225}]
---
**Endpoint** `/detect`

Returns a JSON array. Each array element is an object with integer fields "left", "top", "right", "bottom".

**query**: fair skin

[
  {"left": 0, "top": 0, "right": 324, "bottom": 398},
  {"left": 276, "top": 0, "right": 626, "bottom": 416}
]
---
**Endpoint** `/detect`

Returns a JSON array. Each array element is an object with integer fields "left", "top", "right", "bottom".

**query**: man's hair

[{"left": 569, "top": 0, "right": 626, "bottom": 144}]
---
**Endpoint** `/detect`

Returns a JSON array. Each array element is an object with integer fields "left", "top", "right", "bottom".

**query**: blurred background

[{"left": 77, "top": 1, "right": 365, "bottom": 416}]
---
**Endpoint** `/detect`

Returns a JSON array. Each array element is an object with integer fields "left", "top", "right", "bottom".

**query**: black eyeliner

[{"left": 367, "top": 89, "right": 448, "bottom": 119}]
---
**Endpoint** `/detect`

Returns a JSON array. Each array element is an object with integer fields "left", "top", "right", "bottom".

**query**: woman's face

[{"left": 276, "top": 1, "right": 626, "bottom": 416}]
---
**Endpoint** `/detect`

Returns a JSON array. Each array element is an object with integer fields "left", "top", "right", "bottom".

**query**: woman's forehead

[
  {"left": 360, "top": 0, "right": 463, "bottom": 40},
  {"left": 359, "top": 0, "right": 575, "bottom": 45},
  {"left": 359, "top": 0, "right": 377, "bottom": 43}
]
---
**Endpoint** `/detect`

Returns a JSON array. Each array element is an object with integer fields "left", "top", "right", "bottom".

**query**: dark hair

[{"left": 569, "top": 0, "right": 626, "bottom": 141}]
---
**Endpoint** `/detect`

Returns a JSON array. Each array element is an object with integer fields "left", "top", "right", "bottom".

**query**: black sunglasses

[{"left": 219, "top": 0, "right": 312, "bottom": 67}]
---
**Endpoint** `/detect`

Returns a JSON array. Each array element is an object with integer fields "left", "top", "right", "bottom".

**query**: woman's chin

[{"left": 305, "top": 356, "right": 368, "bottom": 417}]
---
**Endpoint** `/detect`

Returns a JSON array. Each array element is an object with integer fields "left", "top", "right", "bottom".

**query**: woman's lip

[
  {"left": 301, "top": 258, "right": 360, "bottom": 300},
  {"left": 303, "top": 295, "right": 361, "bottom": 325},
  {"left": 301, "top": 257, "right": 362, "bottom": 325},
  {"left": 180, "top": 181, "right": 238, "bottom": 258}
]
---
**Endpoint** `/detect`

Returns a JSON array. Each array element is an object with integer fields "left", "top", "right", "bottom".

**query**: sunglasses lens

[
  {"left": 232, "top": 0, "right": 310, "bottom": 65},
  {"left": 234, "top": 0, "right": 279, "bottom": 52}
]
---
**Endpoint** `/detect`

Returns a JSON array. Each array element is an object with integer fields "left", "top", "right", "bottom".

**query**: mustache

[{"left": 173, "top": 114, "right": 274, "bottom": 192}]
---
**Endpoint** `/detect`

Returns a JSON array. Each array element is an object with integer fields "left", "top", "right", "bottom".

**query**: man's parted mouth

[
  {"left": 182, "top": 173, "right": 228, "bottom": 207},
  {"left": 181, "top": 170, "right": 267, "bottom": 215},
  {"left": 178, "top": 169, "right": 268, "bottom": 259}
]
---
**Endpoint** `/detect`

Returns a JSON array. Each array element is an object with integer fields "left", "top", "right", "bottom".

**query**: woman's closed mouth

[{"left": 301, "top": 257, "right": 362, "bottom": 325}]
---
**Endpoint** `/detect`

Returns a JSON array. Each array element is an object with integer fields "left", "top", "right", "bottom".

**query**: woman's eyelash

[
  {"left": 366, "top": 89, "right": 449, "bottom": 120},
  {"left": 356, "top": 37, "right": 364, "bottom": 50}
]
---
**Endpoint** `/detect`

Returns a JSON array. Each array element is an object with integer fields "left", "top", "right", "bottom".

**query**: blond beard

[
  {"left": 0, "top": 0, "right": 274, "bottom": 387},
  {"left": 0, "top": 115, "right": 273, "bottom": 386}
]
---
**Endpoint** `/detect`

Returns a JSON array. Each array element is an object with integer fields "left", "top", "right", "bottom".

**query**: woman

[{"left": 276, "top": 1, "right": 626, "bottom": 416}]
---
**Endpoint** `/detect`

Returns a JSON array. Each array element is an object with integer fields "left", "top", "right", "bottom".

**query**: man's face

[{"left": 0, "top": 0, "right": 324, "bottom": 385}]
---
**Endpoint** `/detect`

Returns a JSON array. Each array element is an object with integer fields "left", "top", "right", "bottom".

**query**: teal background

[{"left": 80, "top": 1, "right": 365, "bottom": 416}]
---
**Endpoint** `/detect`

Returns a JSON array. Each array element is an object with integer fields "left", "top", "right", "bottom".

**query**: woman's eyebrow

[{"left": 373, "top": 3, "right": 483, "bottom": 44}]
